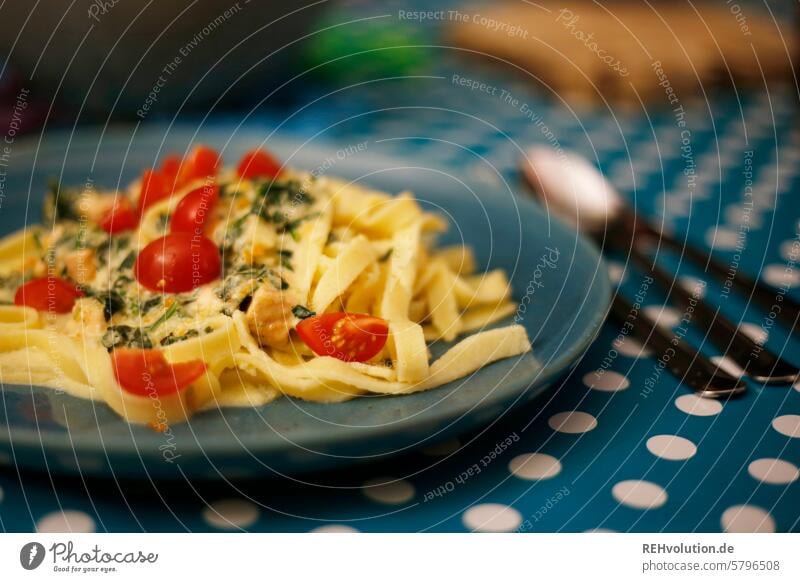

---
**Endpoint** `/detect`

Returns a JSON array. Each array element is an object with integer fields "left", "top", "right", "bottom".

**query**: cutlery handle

[
  {"left": 626, "top": 242, "right": 800, "bottom": 385},
  {"left": 610, "top": 294, "right": 746, "bottom": 398},
  {"left": 627, "top": 209, "right": 800, "bottom": 332}
]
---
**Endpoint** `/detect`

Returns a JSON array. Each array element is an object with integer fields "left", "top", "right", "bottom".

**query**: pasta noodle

[{"left": 0, "top": 148, "right": 532, "bottom": 425}]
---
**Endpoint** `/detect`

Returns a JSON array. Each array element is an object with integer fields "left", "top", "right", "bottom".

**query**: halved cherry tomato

[
  {"left": 170, "top": 184, "right": 219, "bottom": 234},
  {"left": 160, "top": 154, "right": 181, "bottom": 182},
  {"left": 176, "top": 145, "right": 220, "bottom": 188},
  {"left": 99, "top": 197, "right": 138, "bottom": 234},
  {"left": 111, "top": 348, "right": 206, "bottom": 396},
  {"left": 237, "top": 148, "right": 281, "bottom": 180},
  {"left": 296, "top": 312, "right": 389, "bottom": 363},
  {"left": 137, "top": 168, "right": 169, "bottom": 212},
  {"left": 134, "top": 232, "right": 221, "bottom": 293},
  {"left": 14, "top": 277, "right": 84, "bottom": 313}
]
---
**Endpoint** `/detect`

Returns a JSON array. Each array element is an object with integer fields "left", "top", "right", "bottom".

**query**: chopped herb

[
  {"left": 101, "top": 325, "right": 153, "bottom": 351},
  {"left": 204, "top": 326, "right": 214, "bottom": 334},
  {"left": 156, "top": 212, "right": 170, "bottom": 232},
  {"left": 234, "top": 264, "right": 268, "bottom": 279},
  {"left": 255, "top": 180, "right": 314, "bottom": 206},
  {"left": 42, "top": 180, "right": 81, "bottom": 223},
  {"left": 118, "top": 250, "right": 136, "bottom": 270},
  {"left": 326, "top": 232, "right": 338, "bottom": 245},
  {"left": 378, "top": 248, "right": 393, "bottom": 262},
  {"left": 148, "top": 301, "right": 180, "bottom": 332},
  {"left": 278, "top": 212, "right": 320, "bottom": 241},
  {"left": 159, "top": 329, "right": 199, "bottom": 346},
  {"left": 80, "top": 287, "right": 125, "bottom": 321},
  {"left": 279, "top": 249, "right": 294, "bottom": 271},
  {"left": 112, "top": 274, "right": 133, "bottom": 290},
  {"left": 220, "top": 213, "right": 249, "bottom": 254},
  {"left": 139, "top": 295, "right": 162, "bottom": 314},
  {"left": 292, "top": 305, "right": 315, "bottom": 319},
  {"left": 31, "top": 230, "right": 43, "bottom": 251},
  {"left": 102, "top": 291, "right": 125, "bottom": 321},
  {"left": 96, "top": 236, "right": 130, "bottom": 265}
]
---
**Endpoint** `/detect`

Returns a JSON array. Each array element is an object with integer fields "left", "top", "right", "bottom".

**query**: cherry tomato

[
  {"left": 236, "top": 148, "right": 282, "bottom": 180},
  {"left": 170, "top": 184, "right": 219, "bottom": 234},
  {"left": 111, "top": 348, "right": 206, "bottom": 397},
  {"left": 296, "top": 312, "right": 389, "bottom": 362},
  {"left": 137, "top": 168, "right": 169, "bottom": 212},
  {"left": 160, "top": 154, "right": 181, "bottom": 182},
  {"left": 14, "top": 277, "right": 84, "bottom": 313},
  {"left": 134, "top": 232, "right": 221, "bottom": 293},
  {"left": 99, "top": 197, "right": 138, "bottom": 234},
  {"left": 176, "top": 145, "right": 220, "bottom": 188}
]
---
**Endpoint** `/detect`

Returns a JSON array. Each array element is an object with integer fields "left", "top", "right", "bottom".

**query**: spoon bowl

[{"left": 521, "top": 147, "right": 623, "bottom": 235}]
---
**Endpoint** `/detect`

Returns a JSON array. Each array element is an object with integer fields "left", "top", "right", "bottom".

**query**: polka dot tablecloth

[{"left": 2, "top": 8, "right": 800, "bottom": 532}]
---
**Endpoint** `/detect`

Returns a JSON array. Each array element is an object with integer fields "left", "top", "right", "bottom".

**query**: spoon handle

[
  {"left": 626, "top": 208, "right": 800, "bottom": 333},
  {"left": 623, "top": 239, "right": 800, "bottom": 385},
  {"left": 610, "top": 294, "right": 746, "bottom": 398}
]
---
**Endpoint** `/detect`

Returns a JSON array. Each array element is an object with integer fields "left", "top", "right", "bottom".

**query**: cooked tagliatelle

[{"left": 0, "top": 146, "right": 531, "bottom": 426}]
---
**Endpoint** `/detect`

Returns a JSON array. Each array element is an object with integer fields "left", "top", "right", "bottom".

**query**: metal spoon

[
  {"left": 521, "top": 147, "right": 798, "bottom": 386},
  {"left": 521, "top": 146, "right": 800, "bottom": 330}
]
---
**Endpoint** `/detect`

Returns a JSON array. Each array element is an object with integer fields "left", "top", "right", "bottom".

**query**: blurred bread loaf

[{"left": 447, "top": 1, "right": 796, "bottom": 106}]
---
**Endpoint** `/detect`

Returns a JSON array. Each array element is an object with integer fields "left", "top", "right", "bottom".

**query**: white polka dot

[
  {"left": 680, "top": 276, "right": 707, "bottom": 299},
  {"left": 607, "top": 262, "right": 626, "bottom": 284},
  {"left": 462, "top": 503, "right": 522, "bottom": 532},
  {"left": 613, "top": 336, "right": 652, "bottom": 358},
  {"left": 548, "top": 411, "right": 598, "bottom": 434},
  {"left": 675, "top": 394, "right": 723, "bottom": 416},
  {"left": 509, "top": 453, "right": 562, "bottom": 480},
  {"left": 722, "top": 505, "right": 776, "bottom": 533},
  {"left": 311, "top": 524, "right": 360, "bottom": 533},
  {"left": 748, "top": 458, "right": 799, "bottom": 485},
  {"left": 646, "top": 435, "right": 697, "bottom": 460},
  {"left": 779, "top": 239, "right": 800, "bottom": 262},
  {"left": 725, "top": 205, "right": 761, "bottom": 227},
  {"left": 421, "top": 439, "right": 461, "bottom": 456},
  {"left": 36, "top": 510, "right": 96, "bottom": 533},
  {"left": 762, "top": 264, "right": 800, "bottom": 288},
  {"left": 363, "top": 477, "right": 415, "bottom": 505},
  {"left": 740, "top": 323, "right": 768, "bottom": 345},
  {"left": 711, "top": 355, "right": 745, "bottom": 378},
  {"left": 706, "top": 227, "right": 742, "bottom": 250},
  {"left": 643, "top": 305, "right": 681, "bottom": 329},
  {"left": 772, "top": 414, "right": 800, "bottom": 438},
  {"left": 583, "top": 370, "right": 630, "bottom": 392},
  {"left": 612, "top": 480, "right": 668, "bottom": 510},
  {"left": 202, "top": 499, "right": 260, "bottom": 530}
]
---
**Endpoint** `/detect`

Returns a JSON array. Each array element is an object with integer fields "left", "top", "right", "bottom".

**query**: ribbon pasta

[{"left": 0, "top": 164, "right": 531, "bottom": 425}]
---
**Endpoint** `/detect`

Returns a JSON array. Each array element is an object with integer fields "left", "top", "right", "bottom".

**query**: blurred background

[{"left": 1, "top": 0, "right": 795, "bottom": 132}]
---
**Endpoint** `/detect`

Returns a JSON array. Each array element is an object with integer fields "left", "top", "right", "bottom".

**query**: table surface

[{"left": 1, "top": 19, "right": 800, "bottom": 533}]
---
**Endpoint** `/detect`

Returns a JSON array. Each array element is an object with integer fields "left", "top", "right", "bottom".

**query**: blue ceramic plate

[{"left": 0, "top": 125, "right": 610, "bottom": 479}]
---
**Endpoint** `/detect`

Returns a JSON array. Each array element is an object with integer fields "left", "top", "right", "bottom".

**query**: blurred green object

[{"left": 304, "top": 14, "right": 433, "bottom": 82}]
